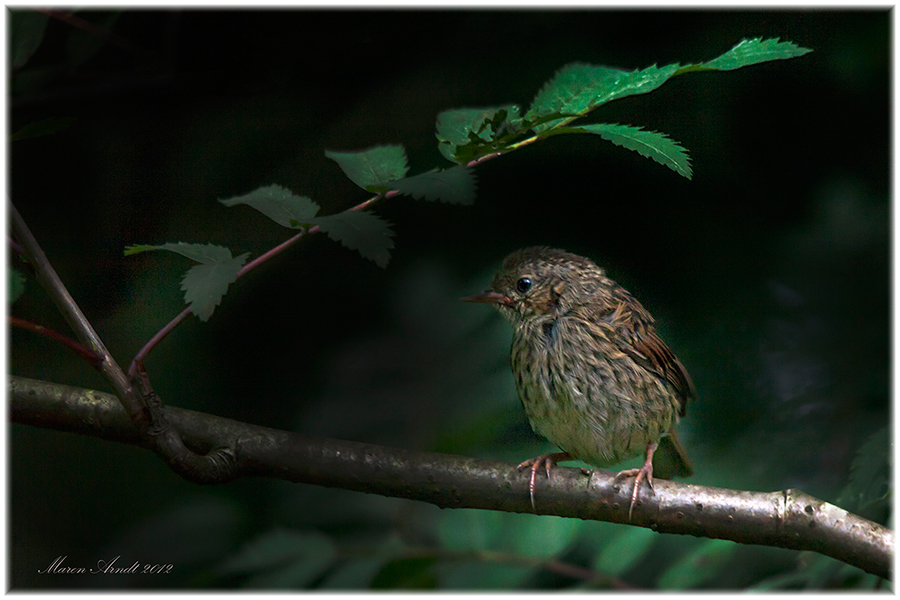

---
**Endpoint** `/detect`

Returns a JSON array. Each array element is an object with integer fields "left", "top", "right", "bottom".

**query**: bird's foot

[
  {"left": 516, "top": 452, "right": 571, "bottom": 511},
  {"left": 614, "top": 442, "right": 658, "bottom": 520}
]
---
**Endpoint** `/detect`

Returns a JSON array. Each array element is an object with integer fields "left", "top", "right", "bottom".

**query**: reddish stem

[
  {"left": 131, "top": 149, "right": 504, "bottom": 369},
  {"left": 9, "top": 316, "right": 104, "bottom": 369}
]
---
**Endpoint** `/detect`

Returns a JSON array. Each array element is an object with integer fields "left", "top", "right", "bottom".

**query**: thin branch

[
  {"left": 9, "top": 201, "right": 238, "bottom": 484},
  {"left": 129, "top": 147, "right": 508, "bottom": 368},
  {"left": 9, "top": 316, "right": 103, "bottom": 368},
  {"left": 9, "top": 375, "right": 893, "bottom": 581},
  {"left": 8, "top": 201, "right": 142, "bottom": 423}
]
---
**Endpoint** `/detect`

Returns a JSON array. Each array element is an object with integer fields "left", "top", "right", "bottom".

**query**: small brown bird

[{"left": 462, "top": 246, "right": 694, "bottom": 518}]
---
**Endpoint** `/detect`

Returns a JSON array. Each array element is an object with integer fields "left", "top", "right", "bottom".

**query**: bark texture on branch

[{"left": 9, "top": 375, "right": 893, "bottom": 580}]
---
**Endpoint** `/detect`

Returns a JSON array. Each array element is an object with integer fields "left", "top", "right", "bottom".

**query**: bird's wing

[{"left": 590, "top": 297, "right": 695, "bottom": 416}]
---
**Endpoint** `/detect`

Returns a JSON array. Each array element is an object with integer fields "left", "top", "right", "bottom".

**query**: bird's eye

[{"left": 516, "top": 277, "right": 532, "bottom": 294}]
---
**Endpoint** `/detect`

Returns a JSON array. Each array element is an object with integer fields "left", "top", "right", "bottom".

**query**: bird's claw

[
  {"left": 516, "top": 452, "right": 571, "bottom": 512},
  {"left": 615, "top": 461, "right": 654, "bottom": 520}
]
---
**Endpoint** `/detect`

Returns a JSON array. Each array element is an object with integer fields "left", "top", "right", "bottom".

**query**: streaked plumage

[{"left": 463, "top": 246, "right": 694, "bottom": 517}]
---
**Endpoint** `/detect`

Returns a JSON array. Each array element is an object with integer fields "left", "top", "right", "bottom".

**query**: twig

[
  {"left": 9, "top": 201, "right": 238, "bottom": 484},
  {"left": 9, "top": 316, "right": 103, "bottom": 368}
]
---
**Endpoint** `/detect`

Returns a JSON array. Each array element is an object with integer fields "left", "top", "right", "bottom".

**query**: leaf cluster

[{"left": 120, "top": 37, "right": 809, "bottom": 322}]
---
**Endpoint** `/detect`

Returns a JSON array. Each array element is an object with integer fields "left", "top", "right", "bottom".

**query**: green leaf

[
  {"left": 657, "top": 539, "right": 737, "bottom": 589},
  {"left": 10, "top": 117, "right": 76, "bottom": 142},
  {"left": 435, "top": 105, "right": 520, "bottom": 164},
  {"left": 569, "top": 123, "right": 692, "bottom": 179},
  {"left": 325, "top": 145, "right": 409, "bottom": 191},
  {"left": 698, "top": 37, "right": 812, "bottom": 72},
  {"left": 124, "top": 243, "right": 247, "bottom": 321},
  {"left": 526, "top": 63, "right": 679, "bottom": 132},
  {"left": 9, "top": 269, "right": 26, "bottom": 303},
  {"left": 182, "top": 252, "right": 249, "bottom": 322},
  {"left": 436, "top": 105, "right": 520, "bottom": 146},
  {"left": 593, "top": 527, "right": 657, "bottom": 576},
  {"left": 391, "top": 166, "right": 477, "bottom": 205},
  {"left": 220, "top": 184, "right": 320, "bottom": 228},
  {"left": 124, "top": 242, "right": 234, "bottom": 263},
  {"left": 218, "top": 529, "right": 336, "bottom": 589},
  {"left": 838, "top": 426, "right": 891, "bottom": 514},
  {"left": 310, "top": 210, "right": 394, "bottom": 268},
  {"left": 10, "top": 10, "right": 49, "bottom": 69}
]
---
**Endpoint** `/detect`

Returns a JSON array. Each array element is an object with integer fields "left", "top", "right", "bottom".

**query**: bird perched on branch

[{"left": 462, "top": 246, "right": 694, "bottom": 518}]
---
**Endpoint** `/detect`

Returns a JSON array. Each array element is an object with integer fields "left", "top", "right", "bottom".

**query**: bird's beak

[{"left": 460, "top": 290, "right": 513, "bottom": 305}]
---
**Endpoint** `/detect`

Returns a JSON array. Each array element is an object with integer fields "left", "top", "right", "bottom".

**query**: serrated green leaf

[
  {"left": 526, "top": 63, "right": 679, "bottom": 132},
  {"left": 181, "top": 251, "right": 249, "bottom": 321},
  {"left": 570, "top": 123, "right": 692, "bottom": 179},
  {"left": 657, "top": 539, "right": 737, "bottom": 589},
  {"left": 325, "top": 145, "right": 409, "bottom": 190},
  {"left": 220, "top": 184, "right": 320, "bottom": 228},
  {"left": 124, "top": 242, "right": 234, "bottom": 264},
  {"left": 10, "top": 10, "right": 49, "bottom": 69},
  {"left": 9, "top": 269, "right": 26, "bottom": 303},
  {"left": 436, "top": 105, "right": 520, "bottom": 146},
  {"left": 218, "top": 529, "right": 336, "bottom": 589},
  {"left": 593, "top": 527, "right": 657, "bottom": 576},
  {"left": 391, "top": 166, "right": 477, "bottom": 205},
  {"left": 436, "top": 105, "right": 520, "bottom": 164},
  {"left": 310, "top": 210, "right": 394, "bottom": 268},
  {"left": 700, "top": 37, "right": 812, "bottom": 71},
  {"left": 10, "top": 117, "right": 76, "bottom": 142}
]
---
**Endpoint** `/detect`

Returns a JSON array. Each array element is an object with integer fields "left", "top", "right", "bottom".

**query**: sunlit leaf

[
  {"left": 220, "top": 184, "right": 320, "bottom": 228},
  {"left": 436, "top": 105, "right": 520, "bottom": 146},
  {"left": 436, "top": 105, "right": 520, "bottom": 164},
  {"left": 10, "top": 117, "right": 76, "bottom": 142},
  {"left": 568, "top": 123, "right": 692, "bottom": 179},
  {"left": 311, "top": 210, "right": 395, "bottom": 268},
  {"left": 325, "top": 145, "right": 409, "bottom": 191},
  {"left": 526, "top": 63, "right": 679, "bottom": 132},
  {"left": 698, "top": 37, "right": 813, "bottom": 72},
  {"left": 391, "top": 166, "right": 477, "bottom": 205}
]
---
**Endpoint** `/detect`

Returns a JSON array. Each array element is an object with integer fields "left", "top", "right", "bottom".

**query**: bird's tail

[{"left": 653, "top": 429, "right": 693, "bottom": 479}]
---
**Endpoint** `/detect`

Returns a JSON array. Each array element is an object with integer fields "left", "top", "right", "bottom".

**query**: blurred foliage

[{"left": 8, "top": 8, "right": 889, "bottom": 591}]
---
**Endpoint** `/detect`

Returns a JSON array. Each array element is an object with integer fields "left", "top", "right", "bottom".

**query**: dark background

[{"left": 9, "top": 9, "right": 890, "bottom": 590}]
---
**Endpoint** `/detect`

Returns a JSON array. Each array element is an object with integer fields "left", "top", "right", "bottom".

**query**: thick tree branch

[{"left": 8, "top": 375, "right": 892, "bottom": 580}]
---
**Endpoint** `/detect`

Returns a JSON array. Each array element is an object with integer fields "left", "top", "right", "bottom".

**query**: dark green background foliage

[{"left": 9, "top": 9, "right": 889, "bottom": 591}]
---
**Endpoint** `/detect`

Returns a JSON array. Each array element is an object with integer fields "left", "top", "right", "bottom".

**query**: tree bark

[{"left": 9, "top": 375, "right": 893, "bottom": 580}]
